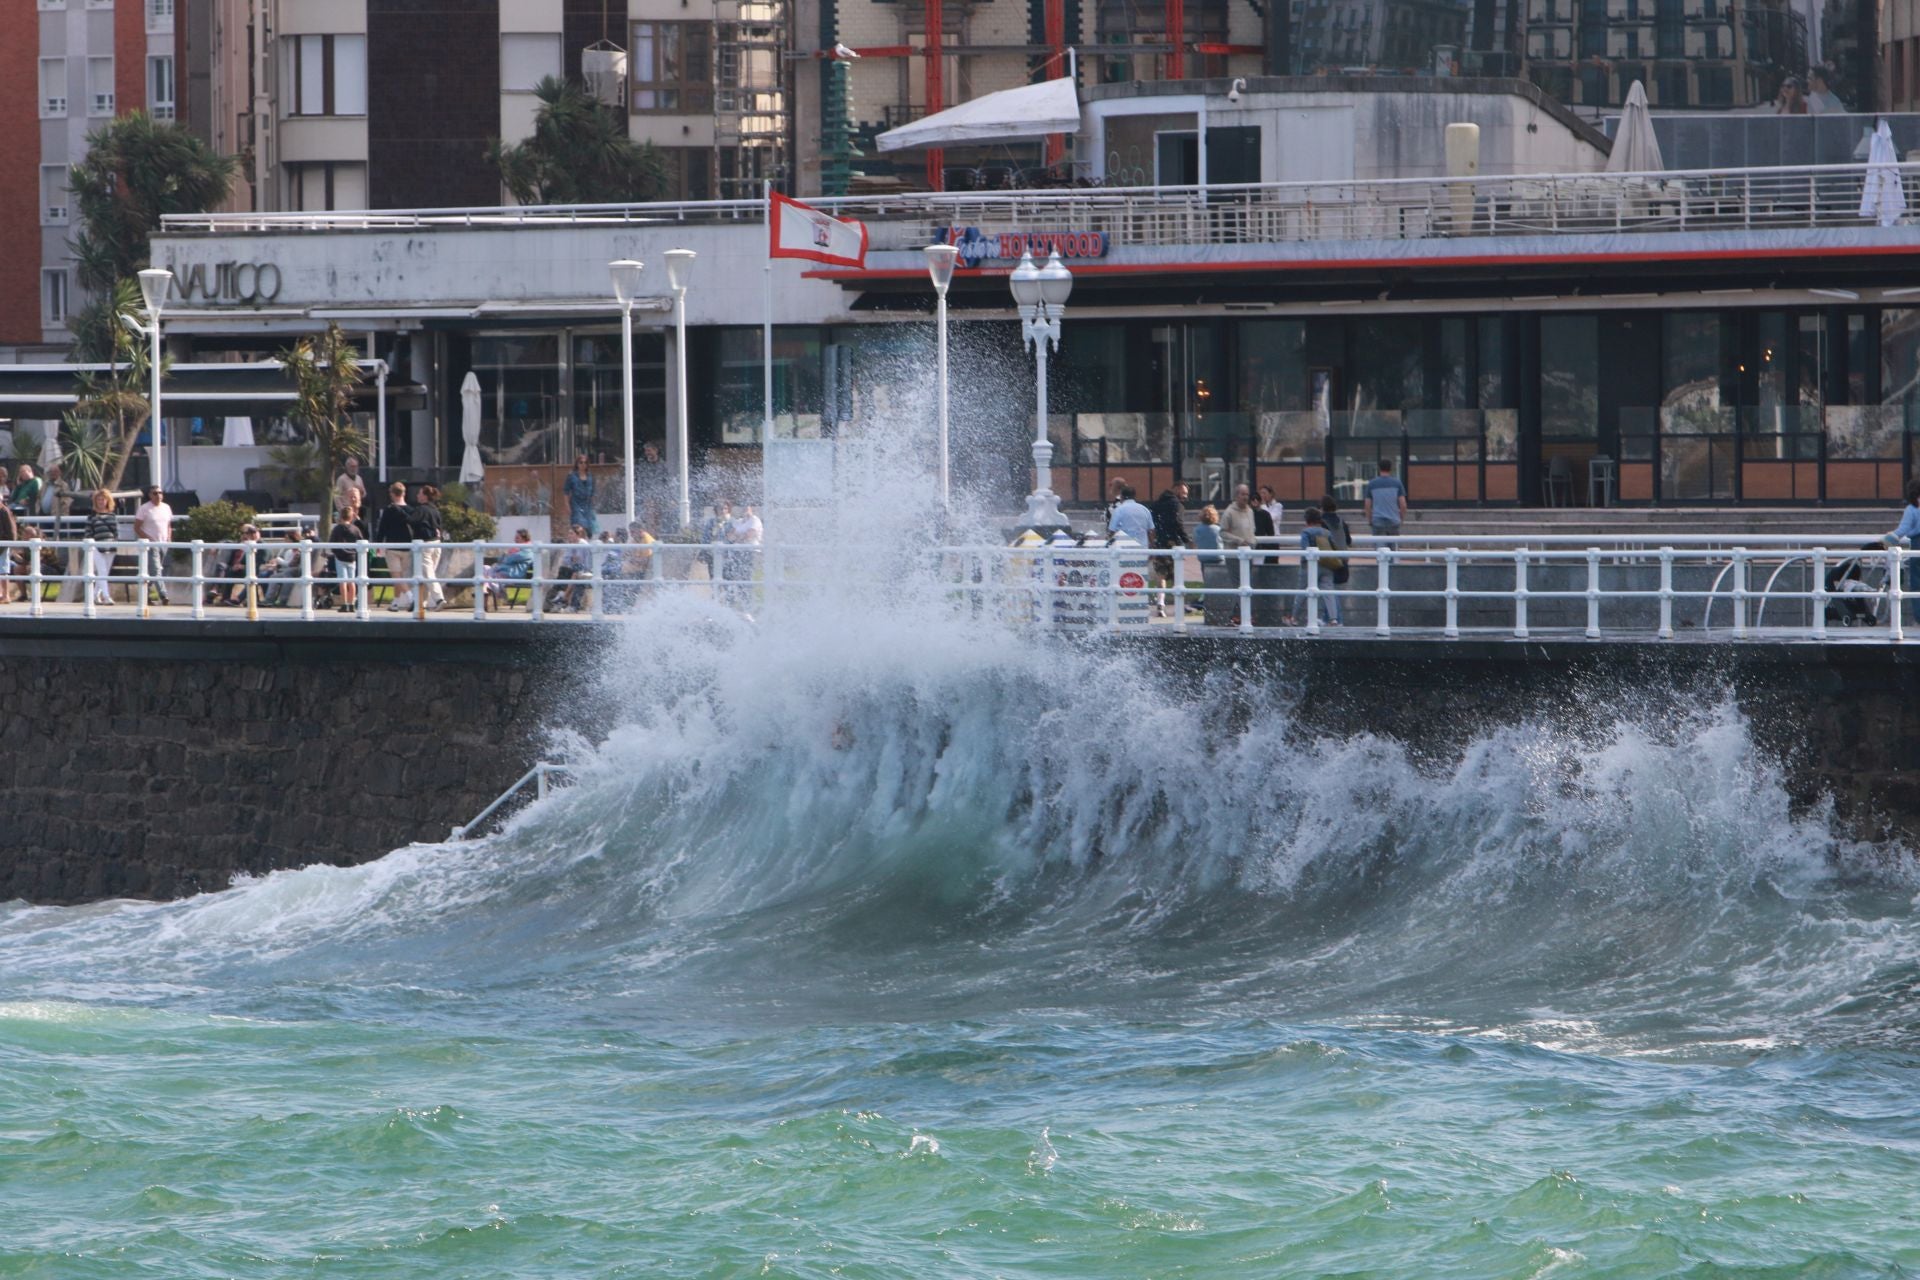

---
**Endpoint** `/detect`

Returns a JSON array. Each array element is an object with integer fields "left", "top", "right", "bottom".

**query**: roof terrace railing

[{"left": 158, "top": 161, "right": 1919, "bottom": 250}]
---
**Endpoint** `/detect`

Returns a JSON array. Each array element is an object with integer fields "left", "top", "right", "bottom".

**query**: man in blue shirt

[
  {"left": 1107, "top": 483, "right": 1153, "bottom": 547},
  {"left": 1363, "top": 460, "right": 1408, "bottom": 538}
]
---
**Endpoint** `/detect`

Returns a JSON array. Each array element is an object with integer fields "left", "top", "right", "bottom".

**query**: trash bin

[
  {"left": 1201, "top": 562, "right": 1237, "bottom": 627},
  {"left": 1252, "top": 563, "right": 1287, "bottom": 627}
]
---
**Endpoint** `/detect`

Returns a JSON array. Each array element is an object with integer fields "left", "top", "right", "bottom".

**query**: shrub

[
  {"left": 440, "top": 496, "right": 497, "bottom": 543},
  {"left": 178, "top": 499, "right": 257, "bottom": 544}
]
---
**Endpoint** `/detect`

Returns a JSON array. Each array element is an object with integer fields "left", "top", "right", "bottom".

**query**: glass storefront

[{"left": 688, "top": 307, "right": 1920, "bottom": 507}]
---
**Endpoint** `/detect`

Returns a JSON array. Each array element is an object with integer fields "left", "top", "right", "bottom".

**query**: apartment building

[
  {"left": 1520, "top": 0, "right": 1816, "bottom": 110},
  {"left": 166, "top": 0, "right": 790, "bottom": 206},
  {"left": 0, "top": 0, "right": 178, "bottom": 355}
]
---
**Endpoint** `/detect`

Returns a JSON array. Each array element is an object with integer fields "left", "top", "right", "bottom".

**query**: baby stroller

[{"left": 1825, "top": 544, "right": 1890, "bottom": 626}]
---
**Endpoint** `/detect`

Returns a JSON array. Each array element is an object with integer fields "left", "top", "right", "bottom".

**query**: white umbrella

[
  {"left": 876, "top": 77, "right": 1080, "bottom": 152},
  {"left": 1861, "top": 119, "right": 1907, "bottom": 228},
  {"left": 222, "top": 416, "right": 256, "bottom": 447},
  {"left": 458, "top": 370, "right": 485, "bottom": 483},
  {"left": 38, "top": 424, "right": 61, "bottom": 469},
  {"left": 1606, "top": 81, "right": 1664, "bottom": 173}
]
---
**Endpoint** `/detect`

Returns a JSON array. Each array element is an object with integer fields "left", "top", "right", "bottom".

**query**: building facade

[{"left": 0, "top": 0, "right": 177, "bottom": 356}]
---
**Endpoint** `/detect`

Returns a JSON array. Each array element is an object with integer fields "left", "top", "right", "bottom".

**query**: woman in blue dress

[{"left": 562, "top": 455, "right": 598, "bottom": 537}]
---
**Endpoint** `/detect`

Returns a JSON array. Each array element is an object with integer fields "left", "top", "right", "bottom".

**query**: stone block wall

[{"left": 0, "top": 619, "right": 605, "bottom": 904}]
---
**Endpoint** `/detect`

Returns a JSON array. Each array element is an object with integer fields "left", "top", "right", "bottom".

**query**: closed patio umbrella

[
  {"left": 1606, "top": 81, "right": 1664, "bottom": 173},
  {"left": 458, "top": 371, "right": 486, "bottom": 483},
  {"left": 38, "top": 424, "right": 61, "bottom": 469},
  {"left": 1860, "top": 119, "right": 1907, "bottom": 228}
]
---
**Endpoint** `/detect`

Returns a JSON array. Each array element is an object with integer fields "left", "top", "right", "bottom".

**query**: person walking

[
  {"left": 83, "top": 488, "right": 119, "bottom": 605},
  {"left": 333, "top": 456, "right": 367, "bottom": 520},
  {"left": 563, "top": 455, "right": 599, "bottom": 538},
  {"left": 722, "top": 501, "right": 763, "bottom": 612},
  {"left": 1106, "top": 483, "right": 1153, "bottom": 546},
  {"left": 1296, "top": 506, "right": 1344, "bottom": 626},
  {"left": 132, "top": 485, "right": 173, "bottom": 605},
  {"left": 398, "top": 483, "right": 447, "bottom": 610},
  {"left": 1149, "top": 482, "right": 1194, "bottom": 619},
  {"left": 376, "top": 482, "right": 415, "bottom": 612},
  {"left": 1363, "top": 461, "right": 1408, "bottom": 539}
]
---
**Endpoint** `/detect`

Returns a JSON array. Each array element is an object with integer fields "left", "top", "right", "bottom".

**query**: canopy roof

[{"left": 875, "top": 78, "right": 1081, "bottom": 152}]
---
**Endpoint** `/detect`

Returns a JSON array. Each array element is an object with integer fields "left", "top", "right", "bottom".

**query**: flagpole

[{"left": 762, "top": 180, "right": 775, "bottom": 442}]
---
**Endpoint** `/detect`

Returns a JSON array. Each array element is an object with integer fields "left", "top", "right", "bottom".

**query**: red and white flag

[{"left": 768, "top": 192, "right": 868, "bottom": 269}]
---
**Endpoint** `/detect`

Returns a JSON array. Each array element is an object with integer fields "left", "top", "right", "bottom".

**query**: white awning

[{"left": 875, "top": 78, "right": 1081, "bottom": 153}]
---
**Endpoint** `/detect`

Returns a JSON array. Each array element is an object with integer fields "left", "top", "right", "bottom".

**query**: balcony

[{"left": 159, "top": 160, "right": 1918, "bottom": 267}]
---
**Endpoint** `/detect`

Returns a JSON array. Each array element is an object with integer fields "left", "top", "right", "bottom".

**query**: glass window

[
  {"left": 40, "top": 57, "right": 67, "bottom": 117},
  {"left": 631, "top": 22, "right": 711, "bottom": 112},
  {"left": 333, "top": 36, "right": 367, "bottom": 115},
  {"left": 148, "top": 55, "right": 174, "bottom": 120},
  {"left": 87, "top": 57, "right": 114, "bottom": 116},
  {"left": 283, "top": 34, "right": 365, "bottom": 116},
  {"left": 1541, "top": 314, "right": 1599, "bottom": 438},
  {"left": 40, "top": 164, "right": 68, "bottom": 225},
  {"left": 44, "top": 269, "right": 69, "bottom": 325},
  {"left": 501, "top": 34, "right": 561, "bottom": 93},
  {"left": 572, "top": 331, "right": 666, "bottom": 458},
  {"left": 472, "top": 335, "right": 563, "bottom": 465}
]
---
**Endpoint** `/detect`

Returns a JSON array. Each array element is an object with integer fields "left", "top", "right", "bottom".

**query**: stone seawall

[
  {"left": 4, "top": 619, "right": 1915, "bottom": 905},
  {"left": 0, "top": 619, "right": 613, "bottom": 904}
]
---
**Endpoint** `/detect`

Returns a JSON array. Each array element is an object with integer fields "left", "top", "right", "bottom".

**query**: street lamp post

[
  {"left": 609, "top": 258, "right": 645, "bottom": 528},
  {"left": 923, "top": 244, "right": 958, "bottom": 513},
  {"left": 664, "top": 248, "right": 696, "bottom": 533},
  {"left": 137, "top": 268, "right": 172, "bottom": 492},
  {"left": 1008, "top": 250, "right": 1072, "bottom": 531}
]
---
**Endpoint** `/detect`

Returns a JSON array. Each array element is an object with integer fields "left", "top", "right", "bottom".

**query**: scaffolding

[{"left": 715, "top": 0, "right": 793, "bottom": 197}]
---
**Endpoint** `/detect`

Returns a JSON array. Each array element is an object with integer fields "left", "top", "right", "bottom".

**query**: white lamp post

[
  {"left": 664, "top": 248, "right": 696, "bottom": 532},
  {"left": 609, "top": 258, "right": 645, "bottom": 528},
  {"left": 1009, "top": 249, "right": 1072, "bottom": 530},
  {"left": 924, "top": 243, "right": 958, "bottom": 513},
  {"left": 137, "top": 268, "right": 172, "bottom": 492}
]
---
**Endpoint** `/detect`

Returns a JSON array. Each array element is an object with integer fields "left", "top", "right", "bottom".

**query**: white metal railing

[
  {"left": 450, "top": 761, "right": 573, "bottom": 840},
  {"left": 2, "top": 534, "right": 1912, "bottom": 641},
  {"left": 156, "top": 161, "right": 1920, "bottom": 248}
]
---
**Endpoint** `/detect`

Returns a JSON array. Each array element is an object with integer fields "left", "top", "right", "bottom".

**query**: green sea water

[{"left": 3, "top": 608, "right": 1917, "bottom": 1278}]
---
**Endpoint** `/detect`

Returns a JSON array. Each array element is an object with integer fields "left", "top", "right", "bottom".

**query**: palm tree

[
  {"left": 66, "top": 277, "right": 156, "bottom": 492},
  {"left": 488, "top": 76, "right": 670, "bottom": 205},
  {"left": 282, "top": 324, "right": 369, "bottom": 528},
  {"left": 67, "top": 111, "right": 236, "bottom": 360}
]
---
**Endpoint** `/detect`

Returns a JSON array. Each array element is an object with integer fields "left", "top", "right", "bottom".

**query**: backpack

[
  {"left": 1325, "top": 513, "right": 1351, "bottom": 551},
  {"left": 1312, "top": 531, "right": 1345, "bottom": 574}
]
